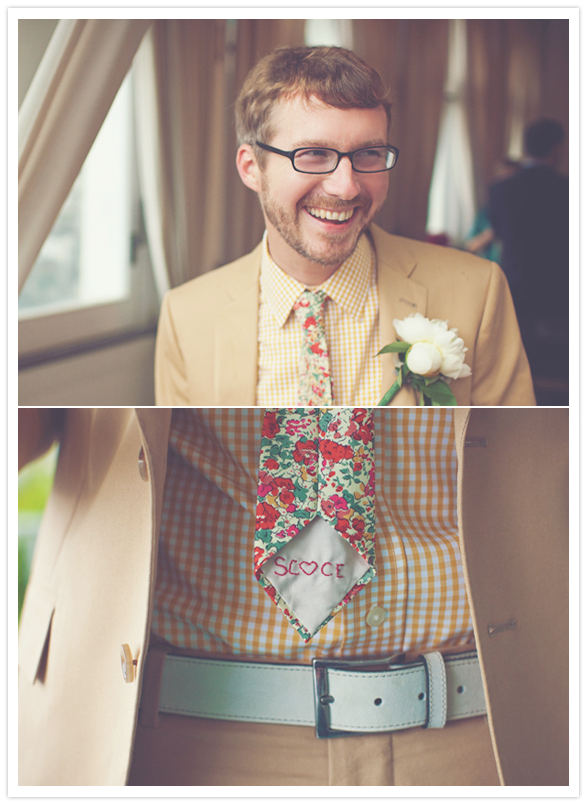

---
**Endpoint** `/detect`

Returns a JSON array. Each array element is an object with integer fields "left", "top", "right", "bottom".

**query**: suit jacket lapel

[
  {"left": 453, "top": 407, "right": 471, "bottom": 462},
  {"left": 208, "top": 228, "right": 438, "bottom": 406},
  {"left": 214, "top": 245, "right": 262, "bottom": 405},
  {"left": 370, "top": 226, "right": 428, "bottom": 405}
]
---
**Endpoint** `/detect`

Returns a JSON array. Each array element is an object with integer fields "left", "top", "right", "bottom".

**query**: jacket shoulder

[{"left": 370, "top": 224, "right": 493, "bottom": 279}]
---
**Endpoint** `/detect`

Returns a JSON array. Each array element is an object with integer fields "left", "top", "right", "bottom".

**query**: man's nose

[{"left": 321, "top": 156, "right": 361, "bottom": 199}]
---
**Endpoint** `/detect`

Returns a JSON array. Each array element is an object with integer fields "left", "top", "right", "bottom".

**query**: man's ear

[{"left": 236, "top": 144, "right": 262, "bottom": 193}]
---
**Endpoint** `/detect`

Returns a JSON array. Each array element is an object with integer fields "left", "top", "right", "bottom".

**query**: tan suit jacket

[
  {"left": 155, "top": 225, "right": 536, "bottom": 406},
  {"left": 18, "top": 408, "right": 567, "bottom": 786}
]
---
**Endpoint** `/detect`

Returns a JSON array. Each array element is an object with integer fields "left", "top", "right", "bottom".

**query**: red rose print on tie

[
  {"left": 344, "top": 409, "right": 373, "bottom": 445},
  {"left": 255, "top": 408, "right": 376, "bottom": 642},
  {"left": 254, "top": 545, "right": 267, "bottom": 565},
  {"left": 293, "top": 439, "right": 318, "bottom": 467},
  {"left": 257, "top": 470, "right": 277, "bottom": 498},
  {"left": 364, "top": 466, "right": 375, "bottom": 497},
  {"left": 273, "top": 476, "right": 294, "bottom": 491},
  {"left": 256, "top": 501, "right": 280, "bottom": 530},
  {"left": 279, "top": 489, "right": 295, "bottom": 508},
  {"left": 262, "top": 411, "right": 280, "bottom": 439},
  {"left": 320, "top": 498, "right": 336, "bottom": 517},
  {"left": 332, "top": 494, "right": 349, "bottom": 509},
  {"left": 285, "top": 419, "right": 307, "bottom": 436},
  {"left": 320, "top": 439, "right": 354, "bottom": 462}
]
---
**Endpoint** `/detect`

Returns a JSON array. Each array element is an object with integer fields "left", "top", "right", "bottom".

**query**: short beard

[{"left": 259, "top": 187, "right": 374, "bottom": 268}]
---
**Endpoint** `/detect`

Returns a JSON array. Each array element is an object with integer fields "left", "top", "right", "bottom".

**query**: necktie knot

[{"left": 294, "top": 289, "right": 328, "bottom": 323}]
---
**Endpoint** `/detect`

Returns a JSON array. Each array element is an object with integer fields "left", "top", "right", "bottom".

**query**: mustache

[{"left": 300, "top": 194, "right": 371, "bottom": 209}]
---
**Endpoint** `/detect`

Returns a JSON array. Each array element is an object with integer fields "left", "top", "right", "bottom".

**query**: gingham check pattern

[
  {"left": 152, "top": 408, "right": 473, "bottom": 661},
  {"left": 256, "top": 233, "right": 382, "bottom": 406}
]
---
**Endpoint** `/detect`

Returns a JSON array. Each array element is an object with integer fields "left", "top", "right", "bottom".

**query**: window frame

[{"left": 18, "top": 68, "right": 160, "bottom": 365}]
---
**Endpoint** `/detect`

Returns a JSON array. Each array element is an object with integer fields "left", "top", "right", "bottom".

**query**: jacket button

[
  {"left": 138, "top": 447, "right": 149, "bottom": 482},
  {"left": 120, "top": 644, "right": 136, "bottom": 683},
  {"left": 366, "top": 606, "right": 387, "bottom": 628}
]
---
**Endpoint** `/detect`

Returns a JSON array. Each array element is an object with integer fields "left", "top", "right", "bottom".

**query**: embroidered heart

[{"left": 299, "top": 561, "right": 318, "bottom": 575}]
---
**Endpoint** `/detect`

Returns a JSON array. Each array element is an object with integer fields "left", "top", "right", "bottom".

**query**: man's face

[{"left": 242, "top": 95, "right": 390, "bottom": 279}]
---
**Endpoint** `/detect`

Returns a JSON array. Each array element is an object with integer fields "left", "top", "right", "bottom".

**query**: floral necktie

[
  {"left": 254, "top": 408, "right": 376, "bottom": 641},
  {"left": 293, "top": 289, "right": 332, "bottom": 405}
]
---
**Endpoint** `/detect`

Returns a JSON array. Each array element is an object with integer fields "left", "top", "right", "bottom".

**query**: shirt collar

[{"left": 260, "top": 232, "right": 375, "bottom": 329}]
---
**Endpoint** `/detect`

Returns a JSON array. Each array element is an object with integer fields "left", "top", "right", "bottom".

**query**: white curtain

[
  {"left": 132, "top": 19, "right": 306, "bottom": 292},
  {"left": 132, "top": 28, "right": 170, "bottom": 299},
  {"left": 426, "top": 19, "right": 476, "bottom": 244},
  {"left": 304, "top": 19, "right": 353, "bottom": 48},
  {"left": 132, "top": 20, "right": 230, "bottom": 291},
  {"left": 18, "top": 18, "right": 152, "bottom": 292},
  {"left": 352, "top": 19, "right": 450, "bottom": 241}
]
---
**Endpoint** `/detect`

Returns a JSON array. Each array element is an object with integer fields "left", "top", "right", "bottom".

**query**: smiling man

[
  {"left": 155, "top": 46, "right": 535, "bottom": 406},
  {"left": 243, "top": 100, "right": 391, "bottom": 283}
]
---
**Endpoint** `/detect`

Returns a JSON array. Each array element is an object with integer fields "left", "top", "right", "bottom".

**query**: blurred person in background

[
  {"left": 465, "top": 159, "right": 520, "bottom": 263},
  {"left": 488, "top": 119, "right": 569, "bottom": 386}
]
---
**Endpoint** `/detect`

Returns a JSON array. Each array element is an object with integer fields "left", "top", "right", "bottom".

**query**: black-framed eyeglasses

[{"left": 256, "top": 142, "right": 399, "bottom": 174}]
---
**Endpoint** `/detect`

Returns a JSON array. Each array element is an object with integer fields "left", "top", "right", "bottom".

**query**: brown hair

[{"left": 235, "top": 46, "right": 392, "bottom": 152}]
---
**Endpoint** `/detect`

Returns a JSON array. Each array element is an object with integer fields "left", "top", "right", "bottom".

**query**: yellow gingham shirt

[
  {"left": 257, "top": 233, "right": 382, "bottom": 406},
  {"left": 152, "top": 408, "right": 474, "bottom": 661}
]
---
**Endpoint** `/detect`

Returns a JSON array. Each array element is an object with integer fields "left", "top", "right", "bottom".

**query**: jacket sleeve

[
  {"left": 18, "top": 409, "right": 65, "bottom": 471},
  {"left": 471, "top": 262, "right": 536, "bottom": 406},
  {"left": 154, "top": 292, "right": 191, "bottom": 406}
]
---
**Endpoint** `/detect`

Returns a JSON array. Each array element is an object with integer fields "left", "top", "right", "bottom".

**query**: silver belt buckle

[{"left": 311, "top": 653, "right": 407, "bottom": 739}]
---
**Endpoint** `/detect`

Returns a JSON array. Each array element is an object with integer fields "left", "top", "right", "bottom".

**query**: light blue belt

[{"left": 158, "top": 650, "right": 487, "bottom": 739}]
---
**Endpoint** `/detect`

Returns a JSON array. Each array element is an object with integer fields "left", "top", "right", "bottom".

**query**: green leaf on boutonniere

[
  {"left": 377, "top": 365, "right": 401, "bottom": 406},
  {"left": 377, "top": 363, "right": 409, "bottom": 406},
  {"left": 420, "top": 378, "right": 457, "bottom": 406},
  {"left": 377, "top": 341, "right": 411, "bottom": 355}
]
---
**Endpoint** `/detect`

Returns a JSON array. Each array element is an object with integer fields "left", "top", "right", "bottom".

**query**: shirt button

[
  {"left": 120, "top": 644, "right": 136, "bottom": 683},
  {"left": 138, "top": 446, "right": 149, "bottom": 482},
  {"left": 366, "top": 606, "right": 387, "bottom": 628}
]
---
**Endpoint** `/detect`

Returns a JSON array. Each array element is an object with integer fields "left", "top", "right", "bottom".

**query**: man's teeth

[{"left": 307, "top": 207, "right": 354, "bottom": 222}]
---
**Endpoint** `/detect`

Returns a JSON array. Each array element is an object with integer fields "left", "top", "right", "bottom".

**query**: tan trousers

[
  {"left": 129, "top": 712, "right": 500, "bottom": 786},
  {"left": 128, "top": 642, "right": 500, "bottom": 787}
]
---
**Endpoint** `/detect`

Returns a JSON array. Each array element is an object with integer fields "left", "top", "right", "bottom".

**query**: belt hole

[
  {"left": 319, "top": 694, "right": 334, "bottom": 706},
  {"left": 418, "top": 692, "right": 425, "bottom": 700},
  {"left": 457, "top": 685, "right": 465, "bottom": 694},
  {"left": 374, "top": 697, "right": 382, "bottom": 706}
]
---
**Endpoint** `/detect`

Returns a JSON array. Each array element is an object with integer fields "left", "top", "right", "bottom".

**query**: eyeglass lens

[{"left": 293, "top": 147, "right": 395, "bottom": 173}]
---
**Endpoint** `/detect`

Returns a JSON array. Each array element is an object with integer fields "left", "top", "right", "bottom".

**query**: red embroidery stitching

[
  {"left": 271, "top": 558, "right": 345, "bottom": 578},
  {"left": 299, "top": 561, "right": 318, "bottom": 575},
  {"left": 273, "top": 556, "right": 288, "bottom": 576}
]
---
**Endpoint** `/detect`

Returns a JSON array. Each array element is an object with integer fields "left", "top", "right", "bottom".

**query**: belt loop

[
  {"left": 420, "top": 651, "right": 448, "bottom": 729},
  {"left": 139, "top": 636, "right": 172, "bottom": 728}
]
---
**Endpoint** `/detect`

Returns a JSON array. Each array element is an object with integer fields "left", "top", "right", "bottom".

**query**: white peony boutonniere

[{"left": 377, "top": 313, "right": 471, "bottom": 406}]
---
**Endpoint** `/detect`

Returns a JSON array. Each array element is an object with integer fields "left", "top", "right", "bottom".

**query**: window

[
  {"left": 426, "top": 19, "right": 476, "bottom": 246},
  {"left": 304, "top": 19, "right": 353, "bottom": 48},
  {"left": 18, "top": 70, "right": 159, "bottom": 363}
]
